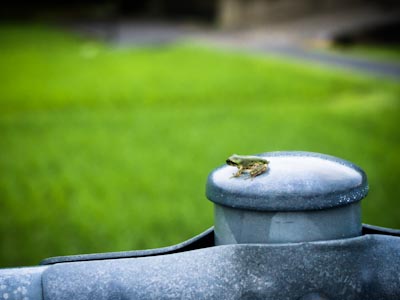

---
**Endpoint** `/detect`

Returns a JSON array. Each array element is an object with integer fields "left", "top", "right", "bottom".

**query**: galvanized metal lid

[{"left": 206, "top": 151, "right": 368, "bottom": 211}]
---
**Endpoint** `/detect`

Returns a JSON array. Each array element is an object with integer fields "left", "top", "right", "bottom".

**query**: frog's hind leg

[{"left": 250, "top": 163, "right": 267, "bottom": 178}]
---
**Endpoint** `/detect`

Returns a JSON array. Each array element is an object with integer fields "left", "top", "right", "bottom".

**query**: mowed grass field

[
  {"left": 330, "top": 44, "right": 400, "bottom": 62},
  {"left": 0, "top": 24, "right": 399, "bottom": 267}
]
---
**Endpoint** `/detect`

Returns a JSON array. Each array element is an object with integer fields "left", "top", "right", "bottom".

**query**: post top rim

[{"left": 206, "top": 151, "right": 368, "bottom": 211}]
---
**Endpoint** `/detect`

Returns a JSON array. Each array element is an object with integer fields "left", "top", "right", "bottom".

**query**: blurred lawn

[
  {"left": 330, "top": 44, "right": 400, "bottom": 62},
  {"left": 0, "top": 24, "right": 399, "bottom": 267}
]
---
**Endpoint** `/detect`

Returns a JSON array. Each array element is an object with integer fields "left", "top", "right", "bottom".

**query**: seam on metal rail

[{"left": 40, "top": 227, "right": 214, "bottom": 265}]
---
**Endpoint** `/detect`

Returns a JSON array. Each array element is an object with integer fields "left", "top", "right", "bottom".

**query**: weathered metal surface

[
  {"left": 214, "top": 202, "right": 361, "bottom": 244},
  {"left": 0, "top": 266, "right": 47, "bottom": 300},
  {"left": 41, "top": 233, "right": 400, "bottom": 300},
  {"left": 0, "top": 226, "right": 400, "bottom": 300}
]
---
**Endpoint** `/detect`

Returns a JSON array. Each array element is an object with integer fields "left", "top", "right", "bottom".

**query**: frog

[{"left": 226, "top": 154, "right": 269, "bottom": 178}]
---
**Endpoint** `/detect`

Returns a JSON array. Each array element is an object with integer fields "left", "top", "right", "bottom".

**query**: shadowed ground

[{"left": 69, "top": 7, "right": 400, "bottom": 78}]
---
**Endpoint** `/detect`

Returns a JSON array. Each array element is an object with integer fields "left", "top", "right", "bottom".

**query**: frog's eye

[{"left": 226, "top": 159, "right": 236, "bottom": 166}]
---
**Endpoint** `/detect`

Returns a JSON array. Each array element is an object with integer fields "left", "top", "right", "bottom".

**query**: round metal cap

[{"left": 206, "top": 151, "right": 368, "bottom": 211}]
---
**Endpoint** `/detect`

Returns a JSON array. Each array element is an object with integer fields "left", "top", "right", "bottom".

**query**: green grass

[
  {"left": 328, "top": 44, "right": 400, "bottom": 62},
  {"left": 0, "top": 24, "right": 400, "bottom": 267}
]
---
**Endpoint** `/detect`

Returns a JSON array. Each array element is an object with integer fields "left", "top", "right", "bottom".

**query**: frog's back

[
  {"left": 246, "top": 155, "right": 268, "bottom": 162},
  {"left": 239, "top": 155, "right": 269, "bottom": 166}
]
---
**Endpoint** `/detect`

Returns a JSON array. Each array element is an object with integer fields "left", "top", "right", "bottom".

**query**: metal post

[{"left": 206, "top": 151, "right": 368, "bottom": 245}]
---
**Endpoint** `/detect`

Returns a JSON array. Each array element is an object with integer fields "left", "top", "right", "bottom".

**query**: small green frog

[{"left": 226, "top": 154, "right": 269, "bottom": 178}]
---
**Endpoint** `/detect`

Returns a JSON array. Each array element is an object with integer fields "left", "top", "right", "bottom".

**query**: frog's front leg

[
  {"left": 232, "top": 165, "right": 244, "bottom": 177},
  {"left": 250, "top": 163, "right": 267, "bottom": 178}
]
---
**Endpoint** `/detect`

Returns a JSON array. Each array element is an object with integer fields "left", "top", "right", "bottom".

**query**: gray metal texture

[
  {"left": 206, "top": 151, "right": 368, "bottom": 211},
  {"left": 0, "top": 266, "right": 47, "bottom": 300},
  {"left": 39, "top": 234, "right": 400, "bottom": 300},
  {"left": 214, "top": 202, "right": 361, "bottom": 245},
  {"left": 0, "top": 226, "right": 400, "bottom": 300}
]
